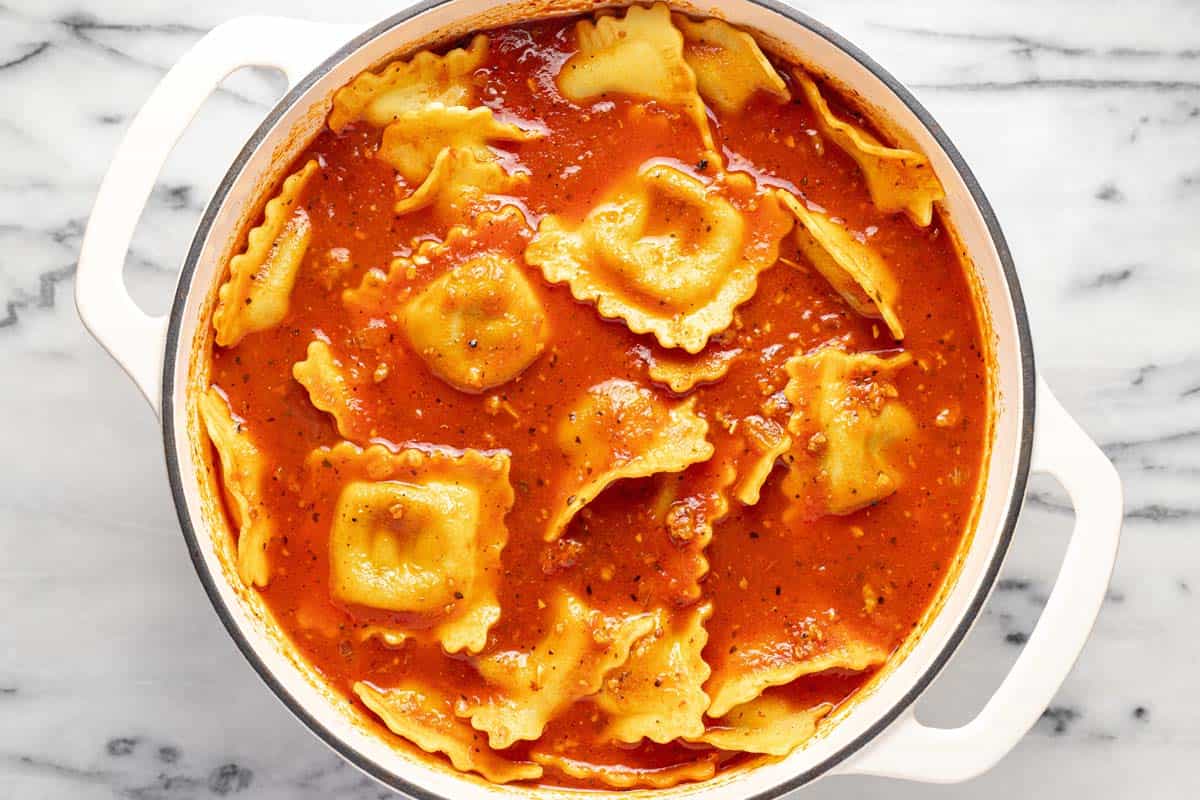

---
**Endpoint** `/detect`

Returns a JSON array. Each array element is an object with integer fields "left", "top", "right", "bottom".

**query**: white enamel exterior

[{"left": 75, "top": 3, "right": 1123, "bottom": 797}]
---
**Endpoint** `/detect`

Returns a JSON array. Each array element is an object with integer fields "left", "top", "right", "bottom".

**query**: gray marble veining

[{"left": 1, "top": 0, "right": 1196, "bottom": 797}]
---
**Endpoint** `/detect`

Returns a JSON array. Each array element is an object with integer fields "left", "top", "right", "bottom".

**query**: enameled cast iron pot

[{"left": 75, "top": 1, "right": 1124, "bottom": 797}]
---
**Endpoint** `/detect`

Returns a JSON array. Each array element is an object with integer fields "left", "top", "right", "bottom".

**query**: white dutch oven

[{"left": 75, "top": 1, "right": 1123, "bottom": 797}]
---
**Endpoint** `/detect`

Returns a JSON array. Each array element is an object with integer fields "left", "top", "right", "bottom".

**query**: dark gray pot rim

[{"left": 161, "top": 1, "right": 1036, "bottom": 797}]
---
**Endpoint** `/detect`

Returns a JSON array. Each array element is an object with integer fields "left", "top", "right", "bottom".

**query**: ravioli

[
  {"left": 311, "top": 442, "right": 512, "bottom": 654},
  {"left": 673, "top": 14, "right": 789, "bottom": 113},
  {"left": 778, "top": 190, "right": 904, "bottom": 339},
  {"left": 596, "top": 602, "right": 714, "bottom": 744},
  {"left": 657, "top": 455, "right": 737, "bottom": 604},
  {"left": 527, "top": 163, "right": 792, "bottom": 353},
  {"left": 706, "top": 631, "right": 889, "bottom": 718},
  {"left": 378, "top": 104, "right": 542, "bottom": 184},
  {"left": 355, "top": 681, "right": 542, "bottom": 784},
  {"left": 393, "top": 147, "right": 529, "bottom": 224},
  {"left": 545, "top": 379, "right": 714, "bottom": 542},
  {"left": 698, "top": 692, "right": 833, "bottom": 755},
  {"left": 329, "top": 34, "right": 489, "bottom": 131},
  {"left": 793, "top": 69, "right": 944, "bottom": 227},
  {"left": 781, "top": 347, "right": 916, "bottom": 518},
  {"left": 529, "top": 750, "right": 719, "bottom": 790},
  {"left": 558, "top": 3, "right": 715, "bottom": 153},
  {"left": 199, "top": 388, "right": 274, "bottom": 587},
  {"left": 460, "top": 590, "right": 658, "bottom": 748},
  {"left": 732, "top": 414, "right": 791, "bottom": 505},
  {"left": 292, "top": 340, "right": 365, "bottom": 439},
  {"left": 403, "top": 251, "right": 549, "bottom": 393},
  {"left": 212, "top": 160, "right": 318, "bottom": 347},
  {"left": 644, "top": 347, "right": 742, "bottom": 393}
]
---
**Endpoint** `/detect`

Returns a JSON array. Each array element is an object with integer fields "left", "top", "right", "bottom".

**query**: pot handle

[
  {"left": 837, "top": 377, "right": 1122, "bottom": 783},
  {"left": 75, "top": 16, "right": 360, "bottom": 416}
]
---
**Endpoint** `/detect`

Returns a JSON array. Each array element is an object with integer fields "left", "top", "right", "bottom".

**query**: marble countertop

[{"left": 1, "top": 0, "right": 1195, "bottom": 797}]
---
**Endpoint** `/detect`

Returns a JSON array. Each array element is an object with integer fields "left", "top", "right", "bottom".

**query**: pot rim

[{"left": 160, "top": 1, "right": 1037, "bottom": 796}]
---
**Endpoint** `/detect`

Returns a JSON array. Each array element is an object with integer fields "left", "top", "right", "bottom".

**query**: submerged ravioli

[
  {"left": 732, "top": 414, "right": 791, "bottom": 505},
  {"left": 545, "top": 379, "right": 714, "bottom": 542},
  {"left": 378, "top": 104, "right": 542, "bottom": 184},
  {"left": 213, "top": 160, "right": 317, "bottom": 347},
  {"left": 460, "top": 591, "right": 658, "bottom": 749},
  {"left": 707, "top": 631, "right": 889, "bottom": 719},
  {"left": 355, "top": 681, "right": 542, "bottom": 784},
  {"left": 527, "top": 163, "right": 792, "bottom": 352},
  {"left": 778, "top": 190, "right": 904, "bottom": 339},
  {"left": 698, "top": 691, "right": 833, "bottom": 755},
  {"left": 793, "top": 69, "right": 944, "bottom": 227},
  {"left": 673, "top": 14, "right": 789, "bottom": 113},
  {"left": 558, "top": 3, "right": 715, "bottom": 153},
  {"left": 393, "top": 147, "right": 528, "bottom": 224},
  {"left": 596, "top": 602, "right": 714, "bottom": 743},
  {"left": 403, "top": 252, "right": 549, "bottom": 393},
  {"left": 644, "top": 346, "right": 742, "bottom": 394},
  {"left": 329, "top": 35, "right": 488, "bottom": 131},
  {"left": 199, "top": 388, "right": 274, "bottom": 587},
  {"left": 311, "top": 442, "right": 512, "bottom": 654},
  {"left": 781, "top": 347, "right": 916, "bottom": 518},
  {"left": 529, "top": 750, "right": 719, "bottom": 790},
  {"left": 292, "top": 340, "right": 366, "bottom": 439}
]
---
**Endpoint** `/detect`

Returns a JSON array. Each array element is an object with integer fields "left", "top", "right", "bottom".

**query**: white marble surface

[{"left": 0, "top": 0, "right": 1196, "bottom": 797}]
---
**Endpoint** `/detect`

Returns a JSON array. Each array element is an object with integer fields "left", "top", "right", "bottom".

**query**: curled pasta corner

[
  {"left": 459, "top": 590, "right": 658, "bottom": 749},
  {"left": 697, "top": 693, "right": 834, "bottom": 756},
  {"left": 392, "top": 147, "right": 529, "bottom": 224},
  {"left": 558, "top": 2, "right": 716, "bottom": 154},
  {"left": 673, "top": 14, "right": 789, "bottom": 114},
  {"left": 292, "top": 340, "right": 364, "bottom": 439},
  {"left": 793, "top": 69, "right": 944, "bottom": 227},
  {"left": 378, "top": 104, "right": 544, "bottom": 184},
  {"left": 355, "top": 681, "right": 543, "bottom": 784},
  {"left": 308, "top": 441, "right": 513, "bottom": 654},
  {"left": 213, "top": 160, "right": 318, "bottom": 347},
  {"left": 329, "top": 34, "right": 489, "bottom": 132},
  {"left": 596, "top": 601, "right": 714, "bottom": 744},
  {"left": 777, "top": 189, "right": 905, "bottom": 339},
  {"left": 545, "top": 379, "right": 715, "bottom": 542},
  {"left": 199, "top": 387, "right": 273, "bottom": 587},
  {"left": 781, "top": 346, "right": 916, "bottom": 518},
  {"left": 732, "top": 414, "right": 792, "bottom": 506},
  {"left": 645, "top": 347, "right": 743, "bottom": 394},
  {"left": 706, "top": 636, "right": 890, "bottom": 719},
  {"left": 529, "top": 750, "right": 719, "bottom": 790}
]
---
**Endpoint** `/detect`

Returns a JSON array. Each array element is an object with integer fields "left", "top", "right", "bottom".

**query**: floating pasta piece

[
  {"left": 732, "top": 414, "right": 792, "bottom": 505},
  {"left": 657, "top": 454, "right": 737, "bottom": 603},
  {"left": 460, "top": 590, "right": 658, "bottom": 749},
  {"left": 778, "top": 190, "right": 904, "bottom": 339},
  {"left": 645, "top": 347, "right": 742, "bottom": 393},
  {"left": 529, "top": 749, "right": 719, "bottom": 790},
  {"left": 698, "top": 692, "right": 833, "bottom": 755},
  {"left": 673, "top": 14, "right": 789, "bottom": 114},
  {"left": 545, "top": 379, "right": 714, "bottom": 542},
  {"left": 345, "top": 205, "right": 531, "bottom": 313},
  {"left": 213, "top": 160, "right": 318, "bottom": 347},
  {"left": 793, "top": 69, "right": 944, "bottom": 227},
  {"left": 329, "top": 35, "right": 489, "bottom": 131},
  {"left": 199, "top": 388, "right": 274, "bottom": 587},
  {"left": 393, "top": 147, "right": 529, "bottom": 225},
  {"left": 781, "top": 347, "right": 916, "bottom": 518},
  {"left": 310, "top": 442, "right": 512, "bottom": 654},
  {"left": 403, "top": 251, "right": 549, "bottom": 394},
  {"left": 596, "top": 602, "right": 714, "bottom": 744},
  {"left": 378, "top": 104, "right": 542, "bottom": 184},
  {"left": 292, "top": 340, "right": 367, "bottom": 439},
  {"left": 527, "top": 163, "right": 792, "bottom": 353},
  {"left": 355, "top": 681, "right": 542, "bottom": 784},
  {"left": 706, "top": 623, "right": 889, "bottom": 718},
  {"left": 558, "top": 3, "right": 715, "bottom": 152}
]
